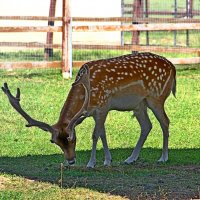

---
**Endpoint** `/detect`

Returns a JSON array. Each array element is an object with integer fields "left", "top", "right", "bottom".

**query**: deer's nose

[{"left": 68, "top": 158, "right": 76, "bottom": 165}]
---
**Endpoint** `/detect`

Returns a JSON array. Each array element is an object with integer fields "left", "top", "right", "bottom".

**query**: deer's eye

[{"left": 50, "top": 139, "right": 54, "bottom": 143}]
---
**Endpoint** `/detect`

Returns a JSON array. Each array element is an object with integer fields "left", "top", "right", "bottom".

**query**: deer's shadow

[{"left": 1, "top": 147, "right": 200, "bottom": 198}]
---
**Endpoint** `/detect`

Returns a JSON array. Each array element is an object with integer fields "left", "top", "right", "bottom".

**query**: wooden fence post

[
  {"left": 186, "top": 0, "right": 193, "bottom": 46},
  {"left": 62, "top": 0, "right": 72, "bottom": 79},
  {"left": 145, "top": 0, "right": 149, "bottom": 45},
  {"left": 132, "top": 0, "right": 143, "bottom": 45},
  {"left": 44, "top": 0, "right": 57, "bottom": 60}
]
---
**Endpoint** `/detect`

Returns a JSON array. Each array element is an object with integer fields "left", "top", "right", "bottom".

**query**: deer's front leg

[
  {"left": 100, "top": 127, "right": 112, "bottom": 166},
  {"left": 86, "top": 130, "right": 98, "bottom": 168},
  {"left": 87, "top": 111, "right": 111, "bottom": 168}
]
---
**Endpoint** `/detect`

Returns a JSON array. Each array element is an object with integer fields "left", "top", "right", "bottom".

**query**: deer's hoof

[
  {"left": 86, "top": 161, "right": 96, "bottom": 169},
  {"left": 123, "top": 157, "right": 137, "bottom": 165},
  {"left": 104, "top": 159, "right": 112, "bottom": 166}
]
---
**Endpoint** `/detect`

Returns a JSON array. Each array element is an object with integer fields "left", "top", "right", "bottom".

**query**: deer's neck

[{"left": 55, "top": 83, "right": 88, "bottom": 129}]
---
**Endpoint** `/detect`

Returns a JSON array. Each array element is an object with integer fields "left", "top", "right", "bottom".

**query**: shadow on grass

[{"left": 1, "top": 148, "right": 200, "bottom": 199}]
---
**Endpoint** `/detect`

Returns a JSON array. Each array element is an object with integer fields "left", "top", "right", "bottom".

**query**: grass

[
  {"left": 0, "top": 66, "right": 200, "bottom": 199},
  {"left": 0, "top": 48, "right": 199, "bottom": 64}
]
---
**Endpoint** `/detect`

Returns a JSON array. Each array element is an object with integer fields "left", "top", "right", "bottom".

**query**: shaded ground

[{"left": 0, "top": 149, "right": 200, "bottom": 199}]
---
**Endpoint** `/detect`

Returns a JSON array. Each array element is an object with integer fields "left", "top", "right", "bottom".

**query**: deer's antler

[{"left": 2, "top": 83, "right": 54, "bottom": 133}]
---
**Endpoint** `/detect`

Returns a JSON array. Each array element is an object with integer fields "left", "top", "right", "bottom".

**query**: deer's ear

[
  {"left": 71, "top": 64, "right": 90, "bottom": 113},
  {"left": 73, "top": 64, "right": 90, "bottom": 87}
]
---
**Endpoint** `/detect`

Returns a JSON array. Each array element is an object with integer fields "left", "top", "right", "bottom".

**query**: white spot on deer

[
  {"left": 92, "top": 74, "right": 96, "bottom": 79},
  {"left": 92, "top": 93, "right": 96, "bottom": 97},
  {"left": 154, "top": 66, "right": 157, "bottom": 70},
  {"left": 129, "top": 65, "right": 133, "bottom": 69},
  {"left": 148, "top": 67, "right": 152, "bottom": 71},
  {"left": 91, "top": 87, "right": 98, "bottom": 91},
  {"left": 111, "top": 68, "right": 115, "bottom": 72},
  {"left": 146, "top": 76, "right": 149, "bottom": 80},
  {"left": 155, "top": 86, "right": 160, "bottom": 96},
  {"left": 148, "top": 82, "right": 152, "bottom": 87},
  {"left": 158, "top": 82, "right": 162, "bottom": 90},
  {"left": 152, "top": 70, "right": 155, "bottom": 75}
]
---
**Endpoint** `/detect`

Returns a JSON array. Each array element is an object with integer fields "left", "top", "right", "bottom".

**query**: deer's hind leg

[
  {"left": 124, "top": 100, "right": 152, "bottom": 164},
  {"left": 147, "top": 99, "right": 170, "bottom": 162}
]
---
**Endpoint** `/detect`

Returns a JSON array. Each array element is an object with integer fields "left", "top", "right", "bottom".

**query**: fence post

[
  {"left": 44, "top": 0, "right": 57, "bottom": 60},
  {"left": 62, "top": 0, "right": 72, "bottom": 79},
  {"left": 132, "top": 0, "right": 143, "bottom": 45},
  {"left": 145, "top": 0, "right": 149, "bottom": 45},
  {"left": 121, "top": 0, "right": 124, "bottom": 46},
  {"left": 186, "top": 0, "right": 193, "bottom": 47},
  {"left": 174, "top": 0, "right": 177, "bottom": 46}
]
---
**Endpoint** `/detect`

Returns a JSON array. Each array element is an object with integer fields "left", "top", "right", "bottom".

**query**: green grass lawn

[{"left": 0, "top": 66, "right": 200, "bottom": 199}]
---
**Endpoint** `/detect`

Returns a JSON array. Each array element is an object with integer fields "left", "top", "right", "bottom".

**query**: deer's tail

[{"left": 172, "top": 71, "right": 176, "bottom": 98}]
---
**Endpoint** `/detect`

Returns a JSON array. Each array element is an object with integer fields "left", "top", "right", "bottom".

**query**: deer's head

[
  {"left": 2, "top": 66, "right": 90, "bottom": 165},
  {"left": 2, "top": 82, "right": 87, "bottom": 166}
]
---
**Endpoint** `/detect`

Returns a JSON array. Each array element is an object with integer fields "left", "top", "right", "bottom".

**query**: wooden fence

[
  {"left": 0, "top": 0, "right": 200, "bottom": 78},
  {"left": 123, "top": 0, "right": 200, "bottom": 46}
]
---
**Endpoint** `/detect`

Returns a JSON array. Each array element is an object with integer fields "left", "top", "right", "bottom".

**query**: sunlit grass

[{"left": 0, "top": 68, "right": 200, "bottom": 161}]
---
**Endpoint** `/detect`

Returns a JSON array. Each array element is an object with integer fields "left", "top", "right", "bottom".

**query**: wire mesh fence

[
  {"left": 0, "top": 0, "right": 62, "bottom": 66},
  {"left": 0, "top": 0, "right": 200, "bottom": 73}
]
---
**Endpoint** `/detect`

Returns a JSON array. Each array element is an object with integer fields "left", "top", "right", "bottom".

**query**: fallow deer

[{"left": 2, "top": 52, "right": 176, "bottom": 168}]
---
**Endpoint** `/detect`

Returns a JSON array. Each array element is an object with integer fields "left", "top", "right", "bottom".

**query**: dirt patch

[
  {"left": 60, "top": 164, "right": 200, "bottom": 200},
  {"left": 0, "top": 176, "right": 10, "bottom": 190}
]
